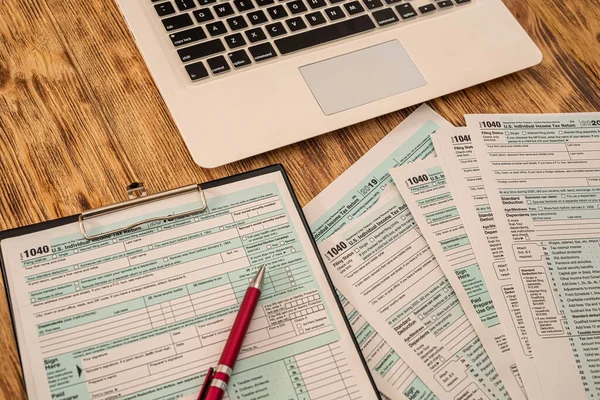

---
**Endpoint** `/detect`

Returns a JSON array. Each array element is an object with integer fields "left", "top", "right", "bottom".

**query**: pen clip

[{"left": 197, "top": 367, "right": 214, "bottom": 400}]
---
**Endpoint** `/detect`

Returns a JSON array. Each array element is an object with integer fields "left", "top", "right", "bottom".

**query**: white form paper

[
  {"left": 1, "top": 170, "right": 378, "bottom": 400},
  {"left": 467, "top": 113, "right": 600, "bottom": 400},
  {"left": 431, "top": 129, "right": 545, "bottom": 399},
  {"left": 391, "top": 157, "right": 527, "bottom": 400},
  {"left": 319, "top": 185, "right": 512, "bottom": 400},
  {"left": 304, "top": 104, "right": 452, "bottom": 400}
]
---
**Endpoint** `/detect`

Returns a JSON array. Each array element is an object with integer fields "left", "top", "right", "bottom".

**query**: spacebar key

[{"left": 274, "top": 15, "right": 375, "bottom": 55}]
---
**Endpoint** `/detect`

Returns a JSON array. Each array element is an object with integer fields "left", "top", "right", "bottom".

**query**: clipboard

[{"left": 0, "top": 164, "right": 381, "bottom": 400}]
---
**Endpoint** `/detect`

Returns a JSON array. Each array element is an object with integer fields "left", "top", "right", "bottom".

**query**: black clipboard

[{"left": 0, "top": 164, "right": 381, "bottom": 400}]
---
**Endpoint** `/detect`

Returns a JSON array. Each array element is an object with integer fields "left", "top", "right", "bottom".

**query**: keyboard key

[
  {"left": 330, "top": 0, "right": 345, "bottom": 4},
  {"left": 395, "top": 3, "right": 417, "bottom": 19},
  {"left": 248, "top": 10, "right": 268, "bottom": 24},
  {"left": 155, "top": 2, "right": 176, "bottom": 16},
  {"left": 362, "top": 0, "right": 382, "bottom": 10},
  {"left": 206, "top": 21, "right": 228, "bottom": 36},
  {"left": 228, "top": 49, "right": 252, "bottom": 68},
  {"left": 266, "top": 22, "right": 287, "bottom": 37},
  {"left": 418, "top": 4, "right": 435, "bottom": 13},
  {"left": 213, "top": 2, "right": 235, "bottom": 17},
  {"left": 455, "top": 0, "right": 471, "bottom": 4},
  {"left": 193, "top": 8, "right": 214, "bottom": 22},
  {"left": 245, "top": 27, "right": 267, "bottom": 42},
  {"left": 325, "top": 6, "right": 345, "bottom": 20},
  {"left": 175, "top": 0, "right": 197, "bottom": 11},
  {"left": 169, "top": 27, "right": 207, "bottom": 47},
  {"left": 343, "top": 1, "right": 364, "bottom": 15},
  {"left": 384, "top": 0, "right": 401, "bottom": 4},
  {"left": 248, "top": 42, "right": 278, "bottom": 62},
  {"left": 227, "top": 15, "right": 249, "bottom": 30},
  {"left": 207, "top": 55, "right": 231, "bottom": 74},
  {"left": 267, "top": 5, "right": 288, "bottom": 19},
  {"left": 256, "top": 0, "right": 275, "bottom": 6},
  {"left": 224, "top": 32, "right": 247, "bottom": 48},
  {"left": 306, "top": 0, "right": 327, "bottom": 9},
  {"left": 287, "top": 0, "right": 308, "bottom": 14},
  {"left": 275, "top": 14, "right": 375, "bottom": 54},
  {"left": 162, "top": 14, "right": 194, "bottom": 31},
  {"left": 372, "top": 8, "right": 398, "bottom": 25},
  {"left": 198, "top": 0, "right": 217, "bottom": 5},
  {"left": 437, "top": 0, "right": 453, "bottom": 7},
  {"left": 306, "top": 11, "right": 326, "bottom": 26},
  {"left": 178, "top": 39, "right": 226, "bottom": 61},
  {"left": 185, "top": 61, "right": 209, "bottom": 81},
  {"left": 234, "top": 0, "right": 255, "bottom": 11},
  {"left": 285, "top": 16, "right": 307, "bottom": 31}
]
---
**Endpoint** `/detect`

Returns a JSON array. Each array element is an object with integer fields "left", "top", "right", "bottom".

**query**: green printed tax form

[
  {"left": 0, "top": 166, "right": 379, "bottom": 400},
  {"left": 430, "top": 129, "right": 545, "bottom": 400},
  {"left": 392, "top": 158, "right": 526, "bottom": 400},
  {"left": 304, "top": 104, "right": 451, "bottom": 400},
  {"left": 468, "top": 113, "right": 600, "bottom": 400},
  {"left": 319, "top": 185, "right": 511, "bottom": 400}
]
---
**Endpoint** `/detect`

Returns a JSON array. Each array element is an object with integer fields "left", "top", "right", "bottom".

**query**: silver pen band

[
  {"left": 216, "top": 364, "right": 233, "bottom": 377},
  {"left": 210, "top": 378, "right": 228, "bottom": 390}
]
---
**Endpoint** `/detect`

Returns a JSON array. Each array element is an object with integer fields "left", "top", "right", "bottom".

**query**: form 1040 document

[
  {"left": 319, "top": 186, "right": 512, "bottom": 400},
  {"left": 0, "top": 169, "right": 379, "bottom": 400},
  {"left": 304, "top": 104, "right": 451, "bottom": 400},
  {"left": 392, "top": 157, "right": 528, "bottom": 400},
  {"left": 468, "top": 113, "right": 600, "bottom": 400}
]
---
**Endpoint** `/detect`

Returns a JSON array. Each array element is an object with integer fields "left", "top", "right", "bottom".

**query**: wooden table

[{"left": 0, "top": 0, "right": 598, "bottom": 397}]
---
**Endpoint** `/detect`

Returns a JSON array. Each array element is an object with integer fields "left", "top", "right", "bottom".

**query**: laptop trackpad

[{"left": 299, "top": 40, "right": 426, "bottom": 116}]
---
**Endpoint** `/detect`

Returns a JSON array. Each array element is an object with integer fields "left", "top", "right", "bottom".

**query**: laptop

[{"left": 117, "top": 0, "right": 541, "bottom": 168}]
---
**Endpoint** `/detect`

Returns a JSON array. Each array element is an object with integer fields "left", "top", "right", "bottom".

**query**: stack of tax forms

[{"left": 303, "top": 104, "right": 600, "bottom": 400}]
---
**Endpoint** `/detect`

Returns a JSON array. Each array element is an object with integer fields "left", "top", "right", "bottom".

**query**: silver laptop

[{"left": 117, "top": 0, "right": 541, "bottom": 168}]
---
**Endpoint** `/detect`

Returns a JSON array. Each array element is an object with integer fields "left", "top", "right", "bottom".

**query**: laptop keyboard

[{"left": 150, "top": 0, "right": 473, "bottom": 82}]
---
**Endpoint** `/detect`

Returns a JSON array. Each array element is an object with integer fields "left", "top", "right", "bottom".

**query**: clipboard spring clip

[{"left": 78, "top": 183, "right": 207, "bottom": 241}]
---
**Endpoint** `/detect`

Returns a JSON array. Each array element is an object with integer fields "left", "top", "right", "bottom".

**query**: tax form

[
  {"left": 1, "top": 169, "right": 378, "bottom": 400},
  {"left": 305, "top": 104, "right": 450, "bottom": 399},
  {"left": 304, "top": 104, "right": 467, "bottom": 400},
  {"left": 392, "top": 157, "right": 526, "bottom": 400},
  {"left": 319, "top": 185, "right": 511, "bottom": 400},
  {"left": 431, "top": 129, "right": 545, "bottom": 399},
  {"left": 468, "top": 113, "right": 600, "bottom": 400}
]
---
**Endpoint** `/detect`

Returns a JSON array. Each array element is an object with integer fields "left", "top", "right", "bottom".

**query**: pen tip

[{"left": 250, "top": 265, "right": 265, "bottom": 289}]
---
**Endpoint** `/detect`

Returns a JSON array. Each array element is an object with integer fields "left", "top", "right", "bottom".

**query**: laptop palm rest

[{"left": 299, "top": 40, "right": 426, "bottom": 116}]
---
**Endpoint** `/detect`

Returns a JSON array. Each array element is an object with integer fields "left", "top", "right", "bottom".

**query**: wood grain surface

[{"left": 0, "top": 0, "right": 598, "bottom": 397}]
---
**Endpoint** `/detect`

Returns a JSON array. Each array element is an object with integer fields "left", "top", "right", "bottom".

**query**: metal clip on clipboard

[{"left": 78, "top": 182, "right": 208, "bottom": 240}]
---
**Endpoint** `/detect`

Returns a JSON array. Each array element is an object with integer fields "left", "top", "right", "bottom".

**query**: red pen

[{"left": 197, "top": 265, "right": 265, "bottom": 400}]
